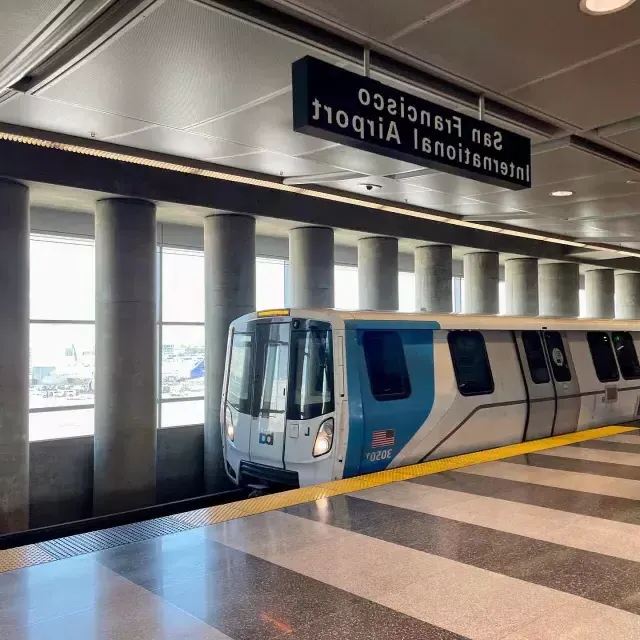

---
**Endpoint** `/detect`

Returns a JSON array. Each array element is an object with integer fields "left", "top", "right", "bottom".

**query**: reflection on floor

[{"left": 2, "top": 431, "right": 640, "bottom": 639}]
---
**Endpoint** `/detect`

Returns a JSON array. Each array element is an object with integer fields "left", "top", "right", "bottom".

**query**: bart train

[{"left": 221, "top": 309, "right": 640, "bottom": 488}]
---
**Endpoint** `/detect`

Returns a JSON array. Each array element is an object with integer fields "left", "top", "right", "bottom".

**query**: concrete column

[
  {"left": 463, "top": 252, "right": 499, "bottom": 314},
  {"left": 539, "top": 262, "right": 579, "bottom": 317},
  {"left": 289, "top": 226, "right": 334, "bottom": 308},
  {"left": 204, "top": 214, "right": 255, "bottom": 491},
  {"left": 505, "top": 258, "right": 539, "bottom": 316},
  {"left": 415, "top": 245, "right": 452, "bottom": 313},
  {"left": 0, "top": 179, "right": 29, "bottom": 533},
  {"left": 615, "top": 272, "right": 640, "bottom": 319},
  {"left": 585, "top": 269, "right": 614, "bottom": 319},
  {"left": 358, "top": 237, "right": 399, "bottom": 311},
  {"left": 94, "top": 198, "right": 157, "bottom": 516}
]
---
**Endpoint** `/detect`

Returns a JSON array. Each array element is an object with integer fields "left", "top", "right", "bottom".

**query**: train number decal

[{"left": 365, "top": 449, "right": 392, "bottom": 462}]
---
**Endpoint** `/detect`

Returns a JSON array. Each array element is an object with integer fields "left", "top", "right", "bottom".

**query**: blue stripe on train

[{"left": 343, "top": 320, "right": 439, "bottom": 478}]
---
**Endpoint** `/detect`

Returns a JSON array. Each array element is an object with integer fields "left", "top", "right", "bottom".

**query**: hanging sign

[{"left": 292, "top": 56, "right": 531, "bottom": 190}]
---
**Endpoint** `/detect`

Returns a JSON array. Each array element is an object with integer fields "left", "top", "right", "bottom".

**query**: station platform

[{"left": 1, "top": 425, "right": 640, "bottom": 640}]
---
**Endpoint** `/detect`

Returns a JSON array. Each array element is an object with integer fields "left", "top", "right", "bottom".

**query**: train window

[
  {"left": 448, "top": 330, "right": 494, "bottom": 396},
  {"left": 612, "top": 332, "right": 640, "bottom": 380},
  {"left": 521, "top": 331, "right": 550, "bottom": 384},
  {"left": 587, "top": 332, "right": 619, "bottom": 383},
  {"left": 543, "top": 331, "right": 572, "bottom": 383},
  {"left": 363, "top": 331, "right": 411, "bottom": 401}
]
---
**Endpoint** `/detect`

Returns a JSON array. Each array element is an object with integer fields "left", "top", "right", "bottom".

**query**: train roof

[{"left": 246, "top": 309, "right": 640, "bottom": 332}]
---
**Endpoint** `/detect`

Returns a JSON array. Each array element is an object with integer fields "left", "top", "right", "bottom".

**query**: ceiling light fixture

[
  {"left": 550, "top": 190, "right": 574, "bottom": 197},
  {"left": 579, "top": 0, "right": 636, "bottom": 15}
]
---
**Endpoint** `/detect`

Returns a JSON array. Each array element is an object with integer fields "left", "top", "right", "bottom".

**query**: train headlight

[
  {"left": 313, "top": 418, "right": 334, "bottom": 457},
  {"left": 225, "top": 408, "right": 234, "bottom": 441}
]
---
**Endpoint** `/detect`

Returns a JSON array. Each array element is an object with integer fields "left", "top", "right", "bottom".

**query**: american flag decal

[{"left": 371, "top": 429, "right": 395, "bottom": 448}]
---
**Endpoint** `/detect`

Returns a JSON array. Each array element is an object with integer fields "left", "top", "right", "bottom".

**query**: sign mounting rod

[{"left": 363, "top": 47, "right": 370, "bottom": 78}]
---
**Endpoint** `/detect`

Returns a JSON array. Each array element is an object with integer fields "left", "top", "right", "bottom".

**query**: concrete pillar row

[
  {"left": 585, "top": 269, "right": 614, "bottom": 319},
  {"left": 463, "top": 251, "right": 499, "bottom": 314},
  {"left": 0, "top": 179, "right": 29, "bottom": 533},
  {"left": 358, "top": 236, "right": 399, "bottom": 311},
  {"left": 204, "top": 213, "right": 255, "bottom": 492},
  {"left": 615, "top": 272, "right": 640, "bottom": 320},
  {"left": 289, "top": 226, "right": 334, "bottom": 308},
  {"left": 505, "top": 258, "right": 539, "bottom": 316},
  {"left": 415, "top": 244, "right": 452, "bottom": 313},
  {"left": 539, "top": 262, "right": 579, "bottom": 318},
  {"left": 94, "top": 198, "right": 157, "bottom": 516}
]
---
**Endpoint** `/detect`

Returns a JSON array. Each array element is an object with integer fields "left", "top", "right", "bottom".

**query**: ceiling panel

[
  {"left": 278, "top": 0, "right": 452, "bottom": 40},
  {"left": 509, "top": 44, "right": 640, "bottom": 130},
  {"left": 0, "top": 94, "right": 147, "bottom": 140},
  {"left": 320, "top": 175, "right": 426, "bottom": 197},
  {"left": 507, "top": 217, "right": 636, "bottom": 238},
  {"left": 190, "top": 91, "right": 333, "bottom": 156},
  {"left": 301, "top": 146, "right": 421, "bottom": 176},
  {"left": 529, "top": 146, "right": 623, "bottom": 185},
  {"left": 111, "top": 126, "right": 257, "bottom": 161},
  {"left": 605, "top": 127, "right": 640, "bottom": 156},
  {"left": 40, "top": 0, "right": 332, "bottom": 129},
  {"left": 527, "top": 194, "right": 640, "bottom": 221},
  {"left": 473, "top": 169, "right": 640, "bottom": 211},
  {"left": 392, "top": 0, "right": 640, "bottom": 93},
  {"left": 0, "top": 0, "right": 67, "bottom": 67},
  {"left": 213, "top": 150, "right": 337, "bottom": 177},
  {"left": 399, "top": 172, "right": 506, "bottom": 197}
]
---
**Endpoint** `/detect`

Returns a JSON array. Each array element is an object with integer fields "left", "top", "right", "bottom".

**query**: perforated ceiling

[{"left": 1, "top": 0, "right": 640, "bottom": 257}]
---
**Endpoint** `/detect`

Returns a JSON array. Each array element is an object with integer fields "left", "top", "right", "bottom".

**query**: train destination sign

[{"left": 292, "top": 56, "right": 531, "bottom": 190}]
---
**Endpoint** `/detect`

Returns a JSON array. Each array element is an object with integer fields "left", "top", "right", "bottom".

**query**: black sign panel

[{"left": 292, "top": 57, "right": 531, "bottom": 190}]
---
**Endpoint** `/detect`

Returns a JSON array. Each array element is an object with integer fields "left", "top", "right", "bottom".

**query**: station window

[
  {"left": 521, "top": 331, "right": 550, "bottom": 384},
  {"left": 448, "top": 330, "right": 494, "bottom": 396},
  {"left": 543, "top": 331, "right": 572, "bottom": 383},
  {"left": 611, "top": 332, "right": 640, "bottom": 380},
  {"left": 586, "top": 332, "right": 620, "bottom": 383},
  {"left": 363, "top": 331, "right": 411, "bottom": 401}
]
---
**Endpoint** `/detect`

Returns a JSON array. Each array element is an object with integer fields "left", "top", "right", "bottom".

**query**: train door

[
  {"left": 543, "top": 330, "right": 580, "bottom": 435},
  {"left": 247, "top": 321, "right": 290, "bottom": 468},
  {"left": 515, "top": 331, "right": 555, "bottom": 440}
]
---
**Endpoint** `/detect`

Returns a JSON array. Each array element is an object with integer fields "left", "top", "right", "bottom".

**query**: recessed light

[
  {"left": 579, "top": 0, "right": 636, "bottom": 15},
  {"left": 550, "top": 190, "right": 574, "bottom": 197}
]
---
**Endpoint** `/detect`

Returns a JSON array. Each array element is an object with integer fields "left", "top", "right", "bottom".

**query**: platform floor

[{"left": 2, "top": 428, "right": 640, "bottom": 639}]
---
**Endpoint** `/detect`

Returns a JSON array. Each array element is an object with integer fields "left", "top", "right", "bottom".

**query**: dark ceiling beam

[{"left": 1, "top": 128, "right": 638, "bottom": 270}]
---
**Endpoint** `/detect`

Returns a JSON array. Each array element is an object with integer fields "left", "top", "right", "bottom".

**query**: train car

[{"left": 220, "top": 309, "right": 640, "bottom": 488}]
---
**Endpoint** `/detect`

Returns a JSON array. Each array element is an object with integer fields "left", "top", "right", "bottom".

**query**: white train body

[{"left": 221, "top": 310, "right": 640, "bottom": 488}]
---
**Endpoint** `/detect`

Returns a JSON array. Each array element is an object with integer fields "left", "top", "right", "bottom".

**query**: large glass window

[
  {"left": 161, "top": 325, "right": 205, "bottom": 400},
  {"left": 159, "top": 247, "right": 205, "bottom": 428},
  {"left": 612, "top": 332, "right": 640, "bottom": 380},
  {"left": 289, "top": 327, "right": 334, "bottom": 420},
  {"left": 162, "top": 248, "right": 204, "bottom": 323},
  {"left": 363, "top": 331, "right": 411, "bottom": 401},
  {"left": 29, "top": 236, "right": 96, "bottom": 441},
  {"left": 448, "top": 330, "right": 494, "bottom": 395},
  {"left": 334, "top": 265, "right": 358, "bottom": 310},
  {"left": 587, "top": 332, "right": 619, "bottom": 383},
  {"left": 256, "top": 257, "right": 286, "bottom": 311},
  {"left": 398, "top": 272, "right": 415, "bottom": 312}
]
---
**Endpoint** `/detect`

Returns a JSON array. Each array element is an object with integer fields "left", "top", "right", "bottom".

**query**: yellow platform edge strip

[
  {"left": 185, "top": 424, "right": 639, "bottom": 524},
  {"left": 0, "top": 424, "right": 636, "bottom": 573}
]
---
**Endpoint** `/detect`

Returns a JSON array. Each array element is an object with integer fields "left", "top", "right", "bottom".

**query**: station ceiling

[{"left": 2, "top": 0, "right": 640, "bottom": 263}]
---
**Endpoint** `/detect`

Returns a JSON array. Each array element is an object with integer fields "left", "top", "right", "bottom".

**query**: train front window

[
  {"left": 289, "top": 327, "right": 334, "bottom": 421},
  {"left": 227, "top": 332, "right": 253, "bottom": 414}
]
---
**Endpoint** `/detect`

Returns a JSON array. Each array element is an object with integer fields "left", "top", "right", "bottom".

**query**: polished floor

[{"left": 3, "top": 431, "right": 640, "bottom": 639}]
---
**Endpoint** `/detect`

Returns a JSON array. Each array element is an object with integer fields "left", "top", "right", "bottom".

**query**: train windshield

[{"left": 226, "top": 320, "right": 334, "bottom": 420}]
